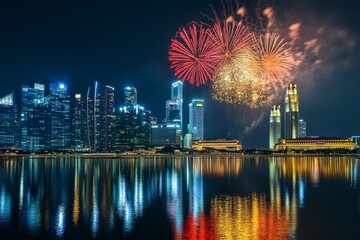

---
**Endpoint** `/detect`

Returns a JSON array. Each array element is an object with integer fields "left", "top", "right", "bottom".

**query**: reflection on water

[{"left": 0, "top": 156, "right": 359, "bottom": 239}]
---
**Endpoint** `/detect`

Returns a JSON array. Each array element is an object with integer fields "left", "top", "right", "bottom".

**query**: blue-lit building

[
  {"left": 50, "top": 82, "right": 71, "bottom": 151},
  {"left": 124, "top": 86, "right": 137, "bottom": 107},
  {"left": 299, "top": 119, "right": 307, "bottom": 138},
  {"left": 188, "top": 99, "right": 204, "bottom": 140},
  {"left": 21, "top": 83, "right": 51, "bottom": 151},
  {"left": 94, "top": 81, "right": 115, "bottom": 151},
  {"left": 170, "top": 81, "right": 183, "bottom": 132},
  {"left": 0, "top": 93, "right": 16, "bottom": 149},
  {"left": 150, "top": 123, "right": 181, "bottom": 148},
  {"left": 115, "top": 105, "right": 151, "bottom": 149},
  {"left": 165, "top": 100, "right": 181, "bottom": 123},
  {"left": 73, "top": 93, "right": 88, "bottom": 151}
]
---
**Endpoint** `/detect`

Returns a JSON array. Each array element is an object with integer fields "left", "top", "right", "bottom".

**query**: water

[{"left": 0, "top": 156, "right": 360, "bottom": 239}]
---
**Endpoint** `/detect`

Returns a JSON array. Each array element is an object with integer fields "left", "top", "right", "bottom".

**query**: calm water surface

[{"left": 0, "top": 156, "right": 360, "bottom": 239}]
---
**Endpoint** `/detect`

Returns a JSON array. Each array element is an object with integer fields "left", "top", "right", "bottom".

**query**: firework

[
  {"left": 208, "top": 21, "right": 254, "bottom": 65},
  {"left": 168, "top": 24, "right": 221, "bottom": 86},
  {"left": 211, "top": 51, "right": 269, "bottom": 108},
  {"left": 251, "top": 33, "right": 295, "bottom": 88}
]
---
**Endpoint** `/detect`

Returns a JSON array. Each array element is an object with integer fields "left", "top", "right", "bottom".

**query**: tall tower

[
  {"left": 269, "top": 105, "right": 281, "bottom": 149},
  {"left": 284, "top": 84, "right": 299, "bottom": 139},
  {"left": 124, "top": 86, "right": 137, "bottom": 107},
  {"left": 50, "top": 82, "right": 71, "bottom": 151},
  {"left": 171, "top": 81, "right": 183, "bottom": 132},
  {"left": 0, "top": 93, "right": 15, "bottom": 148},
  {"left": 21, "top": 83, "right": 51, "bottom": 151},
  {"left": 188, "top": 99, "right": 204, "bottom": 140},
  {"left": 94, "top": 81, "right": 115, "bottom": 151}
]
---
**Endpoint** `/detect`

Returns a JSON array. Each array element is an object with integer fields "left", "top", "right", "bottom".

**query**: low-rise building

[
  {"left": 192, "top": 139, "right": 242, "bottom": 151},
  {"left": 274, "top": 136, "right": 357, "bottom": 151}
]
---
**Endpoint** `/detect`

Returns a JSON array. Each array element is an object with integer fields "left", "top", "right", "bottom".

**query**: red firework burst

[
  {"left": 209, "top": 21, "right": 254, "bottom": 64},
  {"left": 168, "top": 24, "right": 222, "bottom": 86}
]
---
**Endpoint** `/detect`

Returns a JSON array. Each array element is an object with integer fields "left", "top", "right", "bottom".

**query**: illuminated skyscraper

[
  {"left": 165, "top": 100, "right": 181, "bottom": 123},
  {"left": 171, "top": 81, "right": 183, "bottom": 132},
  {"left": 21, "top": 83, "right": 51, "bottom": 151},
  {"left": 269, "top": 105, "right": 281, "bottom": 149},
  {"left": 124, "top": 86, "right": 137, "bottom": 107},
  {"left": 284, "top": 84, "right": 299, "bottom": 139},
  {"left": 50, "top": 82, "right": 71, "bottom": 151},
  {"left": 0, "top": 93, "right": 15, "bottom": 148},
  {"left": 299, "top": 119, "right": 307, "bottom": 138},
  {"left": 94, "top": 81, "right": 115, "bottom": 151},
  {"left": 73, "top": 93, "right": 87, "bottom": 151},
  {"left": 115, "top": 104, "right": 151, "bottom": 149},
  {"left": 85, "top": 87, "right": 95, "bottom": 151},
  {"left": 188, "top": 99, "right": 204, "bottom": 140}
]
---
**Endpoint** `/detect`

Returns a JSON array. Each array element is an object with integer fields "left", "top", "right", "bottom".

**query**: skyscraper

[
  {"left": 73, "top": 93, "right": 87, "bottom": 151},
  {"left": 21, "top": 83, "right": 51, "bottom": 151},
  {"left": 269, "top": 105, "right": 281, "bottom": 149},
  {"left": 94, "top": 81, "right": 115, "bottom": 151},
  {"left": 171, "top": 81, "right": 183, "bottom": 132},
  {"left": 165, "top": 100, "right": 181, "bottom": 123},
  {"left": 115, "top": 104, "right": 151, "bottom": 149},
  {"left": 124, "top": 86, "right": 137, "bottom": 107},
  {"left": 299, "top": 119, "right": 307, "bottom": 138},
  {"left": 284, "top": 84, "right": 299, "bottom": 139},
  {"left": 50, "top": 82, "right": 71, "bottom": 151},
  {"left": 0, "top": 93, "right": 15, "bottom": 149},
  {"left": 85, "top": 87, "right": 95, "bottom": 151},
  {"left": 188, "top": 99, "right": 204, "bottom": 140}
]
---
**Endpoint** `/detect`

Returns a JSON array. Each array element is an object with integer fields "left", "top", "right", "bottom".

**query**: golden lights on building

[
  {"left": 192, "top": 139, "right": 242, "bottom": 151},
  {"left": 274, "top": 137, "right": 357, "bottom": 151}
]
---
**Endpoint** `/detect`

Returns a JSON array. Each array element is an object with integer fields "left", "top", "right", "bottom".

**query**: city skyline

[{"left": 0, "top": 0, "right": 359, "bottom": 148}]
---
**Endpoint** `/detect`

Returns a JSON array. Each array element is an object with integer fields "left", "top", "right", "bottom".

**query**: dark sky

[{"left": 0, "top": 0, "right": 359, "bottom": 148}]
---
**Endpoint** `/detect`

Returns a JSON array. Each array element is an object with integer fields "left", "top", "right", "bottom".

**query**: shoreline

[{"left": 0, "top": 153, "right": 359, "bottom": 158}]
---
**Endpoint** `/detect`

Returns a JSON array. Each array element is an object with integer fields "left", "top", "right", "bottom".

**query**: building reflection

[{"left": 0, "top": 156, "right": 359, "bottom": 238}]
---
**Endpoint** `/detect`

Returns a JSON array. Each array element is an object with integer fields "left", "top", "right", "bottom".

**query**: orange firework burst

[{"left": 252, "top": 33, "right": 295, "bottom": 86}]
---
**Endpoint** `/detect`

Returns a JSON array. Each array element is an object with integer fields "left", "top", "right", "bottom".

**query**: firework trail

[{"left": 168, "top": 24, "right": 221, "bottom": 86}]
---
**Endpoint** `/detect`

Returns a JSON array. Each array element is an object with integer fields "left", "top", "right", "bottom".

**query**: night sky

[{"left": 0, "top": 0, "right": 359, "bottom": 148}]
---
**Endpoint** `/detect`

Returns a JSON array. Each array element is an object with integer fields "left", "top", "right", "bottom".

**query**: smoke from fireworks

[{"left": 168, "top": 24, "right": 221, "bottom": 86}]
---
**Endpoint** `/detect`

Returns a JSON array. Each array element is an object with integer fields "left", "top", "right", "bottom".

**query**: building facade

[
  {"left": 192, "top": 139, "right": 242, "bottom": 151},
  {"left": 274, "top": 137, "right": 357, "bottom": 151},
  {"left": 50, "top": 83, "right": 71, "bottom": 151},
  {"left": 299, "top": 119, "right": 307, "bottom": 138},
  {"left": 73, "top": 93, "right": 88, "bottom": 151},
  {"left": 124, "top": 86, "right": 137, "bottom": 107},
  {"left": 115, "top": 105, "right": 151, "bottom": 149},
  {"left": 21, "top": 83, "right": 51, "bottom": 152},
  {"left": 284, "top": 84, "right": 299, "bottom": 139},
  {"left": 171, "top": 81, "right": 183, "bottom": 132},
  {"left": 150, "top": 123, "right": 181, "bottom": 147},
  {"left": 269, "top": 105, "right": 281, "bottom": 149},
  {"left": 0, "top": 93, "right": 16, "bottom": 149},
  {"left": 94, "top": 81, "right": 115, "bottom": 151},
  {"left": 188, "top": 99, "right": 204, "bottom": 140}
]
